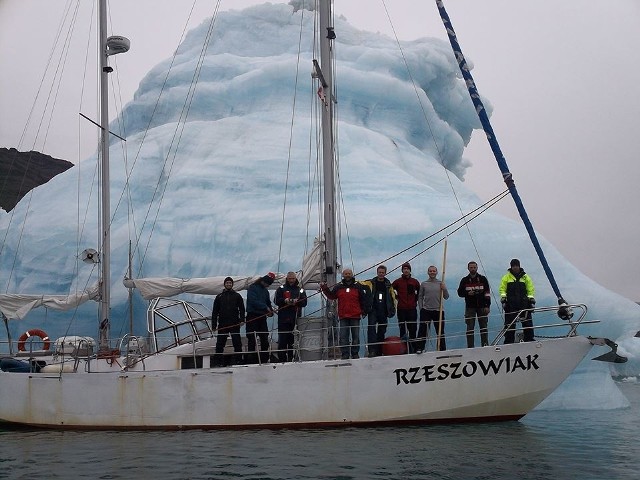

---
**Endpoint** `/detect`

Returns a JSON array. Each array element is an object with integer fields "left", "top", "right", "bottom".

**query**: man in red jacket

[
  {"left": 320, "top": 269, "right": 370, "bottom": 360},
  {"left": 392, "top": 262, "right": 420, "bottom": 353}
]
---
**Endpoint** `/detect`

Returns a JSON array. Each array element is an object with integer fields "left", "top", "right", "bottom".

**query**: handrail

[
  {"left": 492, "top": 303, "right": 590, "bottom": 345},
  {"left": 0, "top": 304, "right": 597, "bottom": 373}
]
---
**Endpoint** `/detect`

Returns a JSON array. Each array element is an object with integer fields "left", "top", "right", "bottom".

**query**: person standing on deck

[
  {"left": 211, "top": 276, "right": 245, "bottom": 366},
  {"left": 500, "top": 259, "right": 535, "bottom": 343},
  {"left": 457, "top": 261, "right": 492, "bottom": 348},
  {"left": 392, "top": 262, "right": 420, "bottom": 353},
  {"left": 361, "top": 265, "right": 396, "bottom": 357},
  {"left": 246, "top": 272, "right": 275, "bottom": 364},
  {"left": 274, "top": 272, "right": 307, "bottom": 362},
  {"left": 320, "top": 269, "right": 371, "bottom": 360},
  {"left": 417, "top": 265, "right": 449, "bottom": 352}
]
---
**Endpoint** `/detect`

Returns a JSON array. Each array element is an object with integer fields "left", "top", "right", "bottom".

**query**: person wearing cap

[
  {"left": 320, "top": 269, "right": 371, "bottom": 360},
  {"left": 211, "top": 277, "right": 246, "bottom": 366},
  {"left": 499, "top": 259, "right": 536, "bottom": 343},
  {"left": 417, "top": 265, "right": 449, "bottom": 352},
  {"left": 246, "top": 272, "right": 276, "bottom": 364},
  {"left": 392, "top": 262, "right": 420, "bottom": 353},
  {"left": 361, "top": 265, "right": 397, "bottom": 357},
  {"left": 274, "top": 272, "right": 308, "bottom": 362},
  {"left": 457, "top": 261, "right": 492, "bottom": 348}
]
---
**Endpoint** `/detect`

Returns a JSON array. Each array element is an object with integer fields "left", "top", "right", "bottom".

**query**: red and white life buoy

[{"left": 17, "top": 328, "right": 51, "bottom": 352}]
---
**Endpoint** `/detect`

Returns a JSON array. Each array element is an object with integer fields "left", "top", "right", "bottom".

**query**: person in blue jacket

[{"left": 246, "top": 272, "right": 275, "bottom": 363}]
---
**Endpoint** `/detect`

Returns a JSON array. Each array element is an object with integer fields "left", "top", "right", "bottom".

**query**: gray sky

[{"left": 1, "top": 0, "right": 639, "bottom": 300}]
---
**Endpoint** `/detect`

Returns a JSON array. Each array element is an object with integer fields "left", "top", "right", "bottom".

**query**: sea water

[{"left": 1, "top": 381, "right": 638, "bottom": 480}]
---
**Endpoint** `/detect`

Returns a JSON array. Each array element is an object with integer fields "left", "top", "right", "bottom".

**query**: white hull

[{"left": 0, "top": 336, "right": 592, "bottom": 429}]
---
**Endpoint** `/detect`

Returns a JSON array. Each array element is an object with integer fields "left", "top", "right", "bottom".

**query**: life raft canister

[
  {"left": 17, "top": 328, "right": 51, "bottom": 352},
  {"left": 381, "top": 336, "right": 407, "bottom": 356}
]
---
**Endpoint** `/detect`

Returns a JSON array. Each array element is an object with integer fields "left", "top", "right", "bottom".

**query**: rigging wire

[
  {"left": 329, "top": 8, "right": 353, "bottom": 275},
  {"left": 75, "top": 0, "right": 99, "bottom": 303},
  {"left": 380, "top": 0, "right": 498, "bottom": 275},
  {"left": 1, "top": 0, "right": 83, "bottom": 292},
  {"left": 306, "top": 3, "right": 324, "bottom": 256},
  {"left": 106, "top": 5, "right": 138, "bottom": 338},
  {"left": 132, "top": 0, "right": 222, "bottom": 276},
  {"left": 276, "top": 5, "right": 308, "bottom": 275},
  {"left": 435, "top": 0, "right": 566, "bottom": 302},
  {"left": 0, "top": 0, "right": 100, "bottom": 328},
  {"left": 355, "top": 189, "right": 509, "bottom": 278}
]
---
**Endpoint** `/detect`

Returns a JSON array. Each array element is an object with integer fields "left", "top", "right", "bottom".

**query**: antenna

[{"left": 106, "top": 36, "right": 130, "bottom": 56}]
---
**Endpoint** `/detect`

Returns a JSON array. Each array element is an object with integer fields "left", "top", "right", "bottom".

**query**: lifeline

[{"left": 394, "top": 354, "right": 540, "bottom": 385}]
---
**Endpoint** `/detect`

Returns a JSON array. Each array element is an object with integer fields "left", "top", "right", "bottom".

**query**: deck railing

[{"left": 1, "top": 303, "right": 599, "bottom": 371}]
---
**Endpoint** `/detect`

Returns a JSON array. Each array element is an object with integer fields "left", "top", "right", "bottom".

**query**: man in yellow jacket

[{"left": 499, "top": 258, "right": 535, "bottom": 343}]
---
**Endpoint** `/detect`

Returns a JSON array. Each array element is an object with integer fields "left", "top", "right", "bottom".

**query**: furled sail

[
  {"left": 300, "top": 239, "right": 324, "bottom": 287},
  {"left": 123, "top": 275, "right": 285, "bottom": 300},
  {"left": 0, "top": 283, "right": 100, "bottom": 320},
  {"left": 125, "top": 239, "right": 323, "bottom": 301}
]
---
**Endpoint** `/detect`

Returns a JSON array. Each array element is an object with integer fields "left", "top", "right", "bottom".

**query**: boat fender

[
  {"left": 17, "top": 328, "right": 51, "bottom": 352},
  {"left": 382, "top": 336, "right": 407, "bottom": 356},
  {"left": 40, "top": 363, "right": 76, "bottom": 373}
]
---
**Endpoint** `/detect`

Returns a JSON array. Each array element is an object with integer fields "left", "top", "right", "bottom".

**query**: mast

[
  {"left": 98, "top": 0, "right": 110, "bottom": 350},
  {"left": 97, "top": 0, "right": 129, "bottom": 350},
  {"left": 318, "top": 0, "right": 338, "bottom": 287}
]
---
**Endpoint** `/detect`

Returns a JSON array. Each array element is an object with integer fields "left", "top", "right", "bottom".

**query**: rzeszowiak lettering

[{"left": 394, "top": 354, "right": 539, "bottom": 385}]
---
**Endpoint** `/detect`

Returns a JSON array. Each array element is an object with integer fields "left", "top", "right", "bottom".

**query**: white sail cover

[
  {"left": 0, "top": 243, "right": 322, "bottom": 317},
  {"left": 125, "top": 245, "right": 324, "bottom": 300},
  {"left": 123, "top": 275, "right": 286, "bottom": 300},
  {"left": 300, "top": 239, "right": 324, "bottom": 287},
  {"left": 0, "top": 268, "right": 316, "bottom": 319},
  {"left": 1, "top": 245, "right": 322, "bottom": 316},
  {"left": 0, "top": 283, "right": 100, "bottom": 320}
]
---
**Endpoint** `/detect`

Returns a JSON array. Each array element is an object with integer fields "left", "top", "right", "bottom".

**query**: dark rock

[{"left": 0, "top": 148, "right": 73, "bottom": 212}]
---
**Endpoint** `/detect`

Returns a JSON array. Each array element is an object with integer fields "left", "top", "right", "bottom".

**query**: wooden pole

[{"left": 437, "top": 238, "right": 448, "bottom": 351}]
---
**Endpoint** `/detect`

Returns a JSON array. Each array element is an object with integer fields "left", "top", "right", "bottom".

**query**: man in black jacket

[
  {"left": 457, "top": 261, "right": 491, "bottom": 348},
  {"left": 361, "top": 265, "right": 396, "bottom": 357},
  {"left": 212, "top": 277, "right": 245, "bottom": 366},
  {"left": 274, "top": 272, "right": 308, "bottom": 362}
]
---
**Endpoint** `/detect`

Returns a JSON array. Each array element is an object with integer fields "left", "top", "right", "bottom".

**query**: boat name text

[{"left": 393, "top": 354, "right": 539, "bottom": 385}]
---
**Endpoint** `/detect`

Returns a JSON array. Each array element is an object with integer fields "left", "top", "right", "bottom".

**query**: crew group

[{"left": 211, "top": 259, "right": 535, "bottom": 365}]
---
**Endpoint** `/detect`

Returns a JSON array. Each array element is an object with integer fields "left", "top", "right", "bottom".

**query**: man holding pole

[{"left": 417, "top": 265, "right": 449, "bottom": 352}]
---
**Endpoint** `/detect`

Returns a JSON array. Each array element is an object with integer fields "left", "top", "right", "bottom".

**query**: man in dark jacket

[
  {"left": 392, "top": 262, "right": 420, "bottom": 353},
  {"left": 246, "top": 272, "right": 275, "bottom": 363},
  {"left": 274, "top": 272, "right": 308, "bottom": 362},
  {"left": 211, "top": 277, "right": 245, "bottom": 366},
  {"left": 320, "top": 269, "right": 370, "bottom": 360},
  {"left": 457, "top": 261, "right": 491, "bottom": 348},
  {"left": 361, "top": 265, "right": 396, "bottom": 357}
]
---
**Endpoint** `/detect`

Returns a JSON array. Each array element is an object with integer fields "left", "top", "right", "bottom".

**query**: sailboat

[{"left": 0, "top": 0, "right": 625, "bottom": 429}]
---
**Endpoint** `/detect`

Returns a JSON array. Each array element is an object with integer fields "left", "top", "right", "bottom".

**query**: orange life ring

[{"left": 17, "top": 328, "right": 51, "bottom": 352}]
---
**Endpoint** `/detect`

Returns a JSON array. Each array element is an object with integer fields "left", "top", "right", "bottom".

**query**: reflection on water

[{"left": 1, "top": 382, "right": 638, "bottom": 480}]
